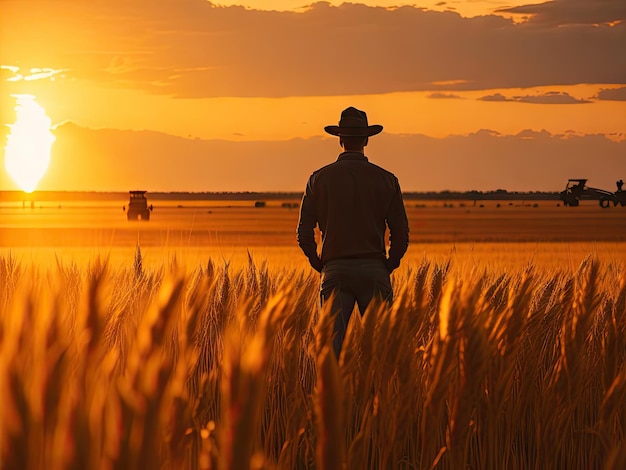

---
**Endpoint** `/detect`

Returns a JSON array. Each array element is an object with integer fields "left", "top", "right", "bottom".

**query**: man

[{"left": 297, "top": 106, "right": 409, "bottom": 357}]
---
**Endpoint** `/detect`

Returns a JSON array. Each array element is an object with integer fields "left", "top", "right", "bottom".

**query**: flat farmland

[
  {"left": 1, "top": 197, "right": 625, "bottom": 270},
  {"left": 3, "top": 196, "right": 626, "bottom": 469}
]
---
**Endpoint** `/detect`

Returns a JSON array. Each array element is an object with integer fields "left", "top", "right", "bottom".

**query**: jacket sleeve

[
  {"left": 297, "top": 176, "right": 323, "bottom": 272},
  {"left": 385, "top": 178, "right": 409, "bottom": 272}
]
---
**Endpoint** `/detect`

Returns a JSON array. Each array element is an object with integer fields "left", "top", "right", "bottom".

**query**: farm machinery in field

[
  {"left": 124, "top": 190, "right": 153, "bottom": 220},
  {"left": 560, "top": 179, "right": 626, "bottom": 208}
]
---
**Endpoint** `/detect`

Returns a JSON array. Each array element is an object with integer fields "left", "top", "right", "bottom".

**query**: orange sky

[
  {"left": 1, "top": 1, "right": 625, "bottom": 191},
  {"left": 5, "top": 80, "right": 623, "bottom": 142}
]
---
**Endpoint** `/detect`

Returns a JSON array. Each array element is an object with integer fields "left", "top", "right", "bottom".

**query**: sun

[{"left": 4, "top": 94, "right": 55, "bottom": 193}]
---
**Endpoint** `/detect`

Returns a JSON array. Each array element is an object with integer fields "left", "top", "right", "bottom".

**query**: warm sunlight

[{"left": 4, "top": 94, "right": 55, "bottom": 193}]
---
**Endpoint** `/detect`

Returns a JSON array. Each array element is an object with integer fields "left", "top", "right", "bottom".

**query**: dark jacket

[{"left": 297, "top": 151, "right": 409, "bottom": 272}]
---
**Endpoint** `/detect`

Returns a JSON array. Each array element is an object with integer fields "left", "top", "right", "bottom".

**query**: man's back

[{"left": 305, "top": 152, "right": 404, "bottom": 264}]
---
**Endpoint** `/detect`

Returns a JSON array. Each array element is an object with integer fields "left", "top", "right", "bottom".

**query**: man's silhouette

[{"left": 297, "top": 107, "right": 409, "bottom": 357}]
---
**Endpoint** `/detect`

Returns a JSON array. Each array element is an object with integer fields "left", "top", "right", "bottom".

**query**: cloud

[
  {"left": 478, "top": 93, "right": 512, "bottom": 102},
  {"left": 478, "top": 91, "right": 592, "bottom": 104},
  {"left": 37, "top": 122, "right": 625, "bottom": 193},
  {"left": 514, "top": 91, "right": 592, "bottom": 104},
  {"left": 1, "top": 1, "right": 625, "bottom": 98},
  {"left": 1, "top": 65, "right": 67, "bottom": 82},
  {"left": 496, "top": 0, "right": 626, "bottom": 26},
  {"left": 515, "top": 129, "right": 552, "bottom": 139},
  {"left": 594, "top": 86, "right": 626, "bottom": 101},
  {"left": 427, "top": 92, "right": 464, "bottom": 99}
]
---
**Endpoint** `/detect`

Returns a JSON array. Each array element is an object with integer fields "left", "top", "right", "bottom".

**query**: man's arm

[
  {"left": 386, "top": 179, "right": 409, "bottom": 272},
  {"left": 297, "top": 177, "right": 323, "bottom": 272}
]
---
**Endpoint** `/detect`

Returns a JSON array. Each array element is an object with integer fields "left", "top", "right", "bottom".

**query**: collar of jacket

[{"left": 337, "top": 151, "right": 368, "bottom": 162}]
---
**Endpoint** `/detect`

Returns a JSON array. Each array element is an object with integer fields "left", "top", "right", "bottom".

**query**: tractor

[
  {"left": 560, "top": 179, "right": 623, "bottom": 208},
  {"left": 124, "top": 190, "right": 153, "bottom": 220}
]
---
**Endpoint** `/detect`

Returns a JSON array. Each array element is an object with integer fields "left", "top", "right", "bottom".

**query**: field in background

[{"left": 1, "top": 196, "right": 625, "bottom": 271}]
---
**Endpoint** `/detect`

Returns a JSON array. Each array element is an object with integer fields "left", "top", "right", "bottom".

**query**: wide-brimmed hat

[{"left": 324, "top": 107, "right": 383, "bottom": 137}]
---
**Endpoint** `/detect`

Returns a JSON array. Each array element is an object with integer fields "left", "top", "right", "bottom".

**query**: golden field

[
  {"left": 1, "top": 197, "right": 625, "bottom": 469},
  {"left": 1, "top": 196, "right": 625, "bottom": 270}
]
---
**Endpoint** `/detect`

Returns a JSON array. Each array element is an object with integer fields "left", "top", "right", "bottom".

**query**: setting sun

[{"left": 4, "top": 94, "right": 55, "bottom": 193}]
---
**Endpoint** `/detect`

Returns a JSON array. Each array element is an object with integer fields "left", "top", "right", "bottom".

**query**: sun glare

[{"left": 4, "top": 94, "right": 55, "bottom": 193}]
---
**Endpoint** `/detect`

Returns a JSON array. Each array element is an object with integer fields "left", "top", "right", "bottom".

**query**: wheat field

[{"left": 1, "top": 198, "right": 625, "bottom": 469}]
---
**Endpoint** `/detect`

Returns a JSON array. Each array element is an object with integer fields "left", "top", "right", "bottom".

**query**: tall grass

[{"left": 1, "top": 250, "right": 625, "bottom": 469}]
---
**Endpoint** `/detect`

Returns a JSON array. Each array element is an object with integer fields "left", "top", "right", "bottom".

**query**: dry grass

[{"left": 1, "top": 249, "right": 625, "bottom": 469}]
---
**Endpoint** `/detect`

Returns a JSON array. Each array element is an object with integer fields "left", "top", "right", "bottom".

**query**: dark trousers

[{"left": 320, "top": 258, "right": 393, "bottom": 357}]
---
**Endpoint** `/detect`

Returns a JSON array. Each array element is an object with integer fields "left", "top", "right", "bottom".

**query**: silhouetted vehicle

[
  {"left": 560, "top": 179, "right": 619, "bottom": 208},
  {"left": 614, "top": 184, "right": 626, "bottom": 207},
  {"left": 125, "top": 190, "right": 153, "bottom": 220}
]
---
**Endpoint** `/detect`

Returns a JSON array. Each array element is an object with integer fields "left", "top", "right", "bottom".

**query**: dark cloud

[
  {"left": 479, "top": 91, "right": 591, "bottom": 104},
  {"left": 594, "top": 86, "right": 626, "bottom": 101},
  {"left": 497, "top": 0, "right": 626, "bottom": 26},
  {"left": 2, "top": 0, "right": 625, "bottom": 97}
]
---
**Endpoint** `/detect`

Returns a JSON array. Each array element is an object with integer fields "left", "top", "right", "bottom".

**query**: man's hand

[{"left": 385, "top": 258, "right": 398, "bottom": 273}]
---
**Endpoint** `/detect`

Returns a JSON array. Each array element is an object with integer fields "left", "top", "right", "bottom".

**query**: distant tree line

[
  {"left": 151, "top": 190, "right": 562, "bottom": 201},
  {"left": 403, "top": 190, "right": 561, "bottom": 201},
  {"left": 0, "top": 189, "right": 561, "bottom": 202}
]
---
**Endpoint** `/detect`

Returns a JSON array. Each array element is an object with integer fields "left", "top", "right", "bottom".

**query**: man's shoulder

[
  {"left": 312, "top": 159, "right": 397, "bottom": 177},
  {"left": 307, "top": 165, "right": 329, "bottom": 184},
  {"left": 311, "top": 162, "right": 336, "bottom": 176},
  {"left": 309, "top": 158, "right": 399, "bottom": 189},
  {"left": 366, "top": 160, "right": 398, "bottom": 179}
]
